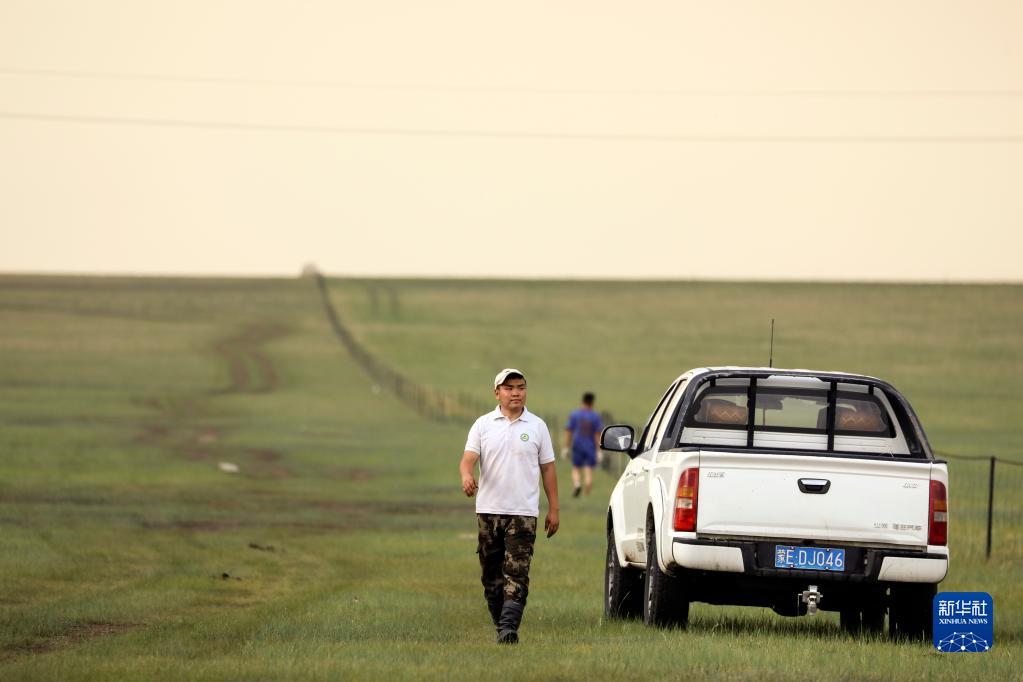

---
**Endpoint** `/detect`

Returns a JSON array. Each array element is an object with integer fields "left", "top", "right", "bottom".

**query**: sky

[{"left": 1, "top": 1, "right": 1021, "bottom": 281}]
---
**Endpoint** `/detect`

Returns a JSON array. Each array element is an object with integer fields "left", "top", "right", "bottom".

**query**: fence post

[{"left": 986, "top": 456, "right": 996, "bottom": 560}]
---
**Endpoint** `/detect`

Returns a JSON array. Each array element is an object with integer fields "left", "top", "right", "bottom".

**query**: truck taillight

[
  {"left": 929, "top": 480, "right": 948, "bottom": 546},
  {"left": 673, "top": 467, "right": 700, "bottom": 532}
]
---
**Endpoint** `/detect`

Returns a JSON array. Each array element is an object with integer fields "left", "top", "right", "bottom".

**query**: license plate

[{"left": 774, "top": 545, "right": 846, "bottom": 571}]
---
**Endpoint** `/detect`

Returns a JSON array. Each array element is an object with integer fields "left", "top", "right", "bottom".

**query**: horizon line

[{"left": 1, "top": 268, "right": 1020, "bottom": 286}]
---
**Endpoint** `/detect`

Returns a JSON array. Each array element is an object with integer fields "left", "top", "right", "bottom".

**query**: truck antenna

[{"left": 768, "top": 319, "right": 775, "bottom": 367}]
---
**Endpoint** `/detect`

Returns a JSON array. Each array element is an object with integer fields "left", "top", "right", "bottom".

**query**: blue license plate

[{"left": 774, "top": 545, "right": 846, "bottom": 571}]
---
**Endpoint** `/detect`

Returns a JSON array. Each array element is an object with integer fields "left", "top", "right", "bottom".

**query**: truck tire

[
  {"left": 840, "top": 605, "right": 885, "bottom": 635},
  {"left": 839, "top": 609, "right": 859, "bottom": 633},
  {"left": 643, "top": 512, "right": 689, "bottom": 629},
  {"left": 889, "top": 583, "right": 936, "bottom": 641},
  {"left": 605, "top": 522, "right": 643, "bottom": 619},
  {"left": 863, "top": 605, "right": 886, "bottom": 634},
  {"left": 840, "top": 587, "right": 886, "bottom": 636}
]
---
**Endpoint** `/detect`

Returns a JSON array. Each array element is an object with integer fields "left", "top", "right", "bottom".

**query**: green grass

[{"left": 0, "top": 274, "right": 1020, "bottom": 680}]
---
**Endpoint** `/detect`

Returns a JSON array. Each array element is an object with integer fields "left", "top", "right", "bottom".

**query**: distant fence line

[
  {"left": 313, "top": 273, "right": 489, "bottom": 422},
  {"left": 313, "top": 273, "right": 566, "bottom": 429}
]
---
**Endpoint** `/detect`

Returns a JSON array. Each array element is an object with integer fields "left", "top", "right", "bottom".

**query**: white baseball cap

[{"left": 494, "top": 368, "right": 526, "bottom": 388}]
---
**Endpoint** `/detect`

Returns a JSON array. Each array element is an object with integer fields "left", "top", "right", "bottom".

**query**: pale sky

[{"left": 1, "top": 1, "right": 1021, "bottom": 281}]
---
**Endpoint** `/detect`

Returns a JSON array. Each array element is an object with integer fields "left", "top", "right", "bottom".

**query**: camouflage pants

[{"left": 477, "top": 514, "right": 537, "bottom": 605}]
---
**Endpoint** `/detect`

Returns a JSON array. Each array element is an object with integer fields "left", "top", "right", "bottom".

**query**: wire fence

[
  {"left": 314, "top": 273, "right": 488, "bottom": 422},
  {"left": 938, "top": 452, "right": 1023, "bottom": 561}
]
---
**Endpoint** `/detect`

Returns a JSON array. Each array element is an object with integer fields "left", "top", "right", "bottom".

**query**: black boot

[
  {"left": 487, "top": 598, "right": 502, "bottom": 629},
  {"left": 496, "top": 600, "right": 524, "bottom": 644}
]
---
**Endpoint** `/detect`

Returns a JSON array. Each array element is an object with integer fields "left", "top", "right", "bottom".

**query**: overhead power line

[
  {"left": 3, "top": 110, "right": 1023, "bottom": 143},
  {"left": 2, "top": 66, "right": 1023, "bottom": 99}
]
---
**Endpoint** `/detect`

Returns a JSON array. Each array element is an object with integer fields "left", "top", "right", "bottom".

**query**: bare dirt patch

[
  {"left": 186, "top": 447, "right": 213, "bottom": 461},
  {"left": 312, "top": 500, "right": 465, "bottom": 516},
  {"left": 196, "top": 428, "right": 220, "bottom": 445},
  {"left": 133, "top": 423, "right": 170, "bottom": 445},
  {"left": 245, "top": 463, "right": 291, "bottom": 479},
  {"left": 5, "top": 622, "right": 139, "bottom": 659},
  {"left": 139, "top": 519, "right": 239, "bottom": 531},
  {"left": 324, "top": 466, "right": 376, "bottom": 481},
  {"left": 246, "top": 447, "right": 282, "bottom": 462},
  {"left": 248, "top": 542, "right": 278, "bottom": 552}
]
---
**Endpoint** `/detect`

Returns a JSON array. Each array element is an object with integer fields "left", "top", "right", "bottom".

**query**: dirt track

[
  {"left": 133, "top": 322, "right": 291, "bottom": 476},
  {"left": 211, "top": 323, "right": 288, "bottom": 394}
]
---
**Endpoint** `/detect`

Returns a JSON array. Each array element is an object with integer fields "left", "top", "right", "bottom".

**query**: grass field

[{"left": 0, "top": 274, "right": 1020, "bottom": 680}]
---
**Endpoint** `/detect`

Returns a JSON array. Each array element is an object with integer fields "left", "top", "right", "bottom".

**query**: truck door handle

[{"left": 798, "top": 478, "right": 831, "bottom": 494}]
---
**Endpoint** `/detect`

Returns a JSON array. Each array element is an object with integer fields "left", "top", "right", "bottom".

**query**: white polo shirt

[{"left": 464, "top": 406, "right": 556, "bottom": 517}]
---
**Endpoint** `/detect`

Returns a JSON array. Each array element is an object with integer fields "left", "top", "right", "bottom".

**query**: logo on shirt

[{"left": 520, "top": 433, "right": 529, "bottom": 442}]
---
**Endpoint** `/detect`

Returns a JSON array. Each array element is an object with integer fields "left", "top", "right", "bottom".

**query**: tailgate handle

[{"left": 798, "top": 478, "right": 831, "bottom": 494}]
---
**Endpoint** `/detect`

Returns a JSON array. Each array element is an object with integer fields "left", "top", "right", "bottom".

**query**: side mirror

[{"left": 600, "top": 425, "right": 635, "bottom": 453}]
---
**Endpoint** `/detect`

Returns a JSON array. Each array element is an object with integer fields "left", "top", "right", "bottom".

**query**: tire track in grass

[
  {"left": 133, "top": 322, "right": 292, "bottom": 478},
  {"left": 1, "top": 623, "right": 139, "bottom": 662},
  {"left": 210, "top": 323, "right": 288, "bottom": 394}
]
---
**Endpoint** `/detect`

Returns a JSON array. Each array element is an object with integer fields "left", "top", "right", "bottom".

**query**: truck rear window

[
  {"left": 686, "top": 386, "right": 894, "bottom": 437},
  {"left": 754, "top": 390, "right": 827, "bottom": 431}
]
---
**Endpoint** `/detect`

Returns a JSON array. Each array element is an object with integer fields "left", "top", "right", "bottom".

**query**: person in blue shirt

[{"left": 562, "top": 392, "right": 602, "bottom": 497}]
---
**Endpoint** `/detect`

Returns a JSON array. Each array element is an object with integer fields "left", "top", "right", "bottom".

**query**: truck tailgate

[{"left": 696, "top": 451, "right": 934, "bottom": 547}]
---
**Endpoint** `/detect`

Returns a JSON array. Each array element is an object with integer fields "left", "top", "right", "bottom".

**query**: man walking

[
  {"left": 459, "top": 368, "right": 560, "bottom": 644},
  {"left": 563, "top": 392, "right": 602, "bottom": 497}
]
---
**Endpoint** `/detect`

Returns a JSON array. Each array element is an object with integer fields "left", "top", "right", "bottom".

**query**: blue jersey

[{"left": 567, "top": 408, "right": 602, "bottom": 454}]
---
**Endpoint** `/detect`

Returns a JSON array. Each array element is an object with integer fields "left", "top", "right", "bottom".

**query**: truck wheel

[
  {"left": 862, "top": 604, "right": 885, "bottom": 634},
  {"left": 889, "top": 583, "right": 936, "bottom": 641},
  {"left": 605, "top": 522, "right": 643, "bottom": 619},
  {"left": 839, "top": 608, "right": 860, "bottom": 633},
  {"left": 840, "top": 588, "right": 886, "bottom": 636},
  {"left": 643, "top": 513, "right": 689, "bottom": 629},
  {"left": 840, "top": 605, "right": 885, "bottom": 635}
]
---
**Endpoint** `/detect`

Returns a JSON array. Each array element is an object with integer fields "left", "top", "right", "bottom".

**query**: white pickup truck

[{"left": 601, "top": 367, "right": 948, "bottom": 639}]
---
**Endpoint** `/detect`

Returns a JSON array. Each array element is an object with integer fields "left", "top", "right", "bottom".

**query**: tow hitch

[{"left": 800, "top": 585, "right": 823, "bottom": 615}]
